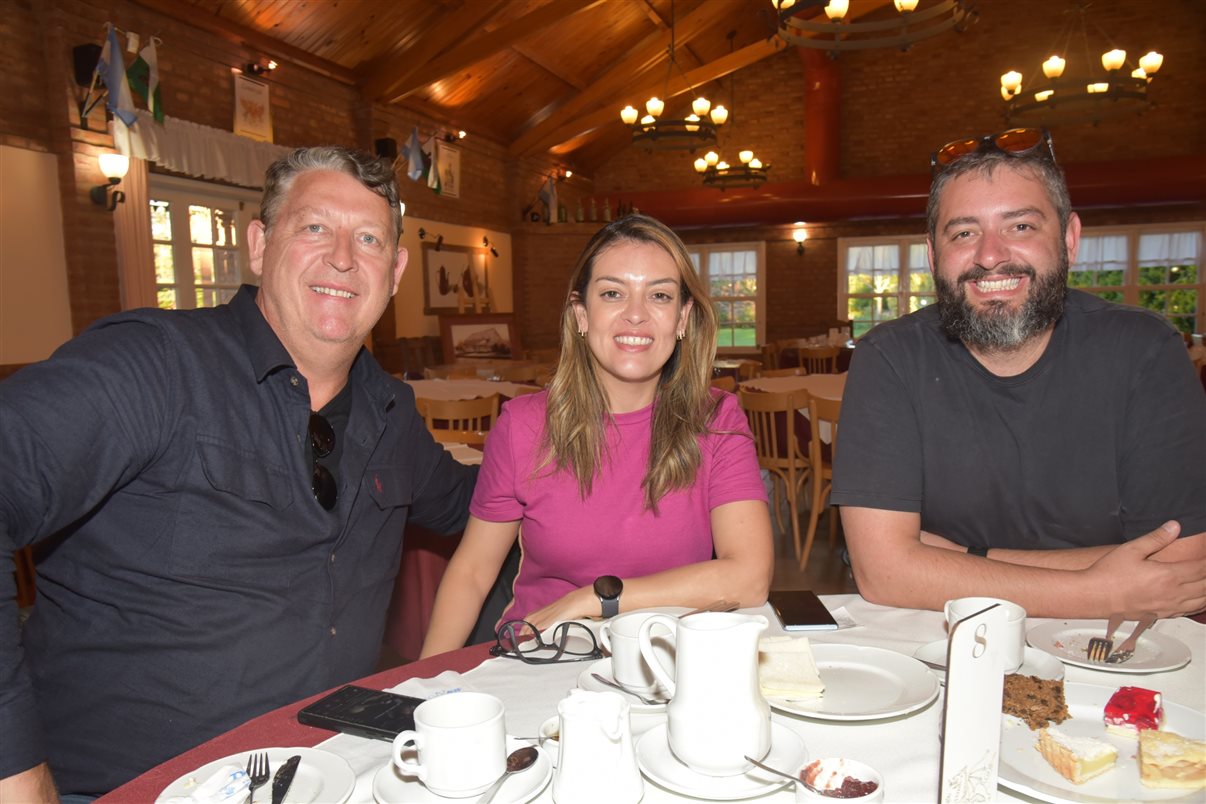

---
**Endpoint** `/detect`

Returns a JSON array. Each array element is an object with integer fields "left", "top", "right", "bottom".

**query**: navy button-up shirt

[{"left": 0, "top": 286, "right": 475, "bottom": 793}]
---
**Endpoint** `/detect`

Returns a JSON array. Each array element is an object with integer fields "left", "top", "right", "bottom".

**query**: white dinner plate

[
  {"left": 1027, "top": 621, "right": 1192, "bottom": 673},
  {"left": 636, "top": 721, "right": 806, "bottom": 801},
  {"left": 372, "top": 737, "right": 551, "bottom": 804},
  {"left": 998, "top": 681, "right": 1206, "bottom": 803},
  {"left": 155, "top": 746, "right": 354, "bottom": 804},
  {"left": 577, "top": 658, "right": 668, "bottom": 713},
  {"left": 914, "top": 640, "right": 1065, "bottom": 684},
  {"left": 766, "top": 643, "right": 941, "bottom": 721}
]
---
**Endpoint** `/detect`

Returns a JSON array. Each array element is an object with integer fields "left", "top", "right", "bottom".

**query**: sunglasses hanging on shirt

[{"left": 309, "top": 412, "right": 337, "bottom": 511}]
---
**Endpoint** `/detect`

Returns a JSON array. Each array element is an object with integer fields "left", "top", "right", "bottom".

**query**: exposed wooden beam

[
  {"left": 384, "top": 0, "right": 608, "bottom": 104},
  {"left": 128, "top": 0, "right": 355, "bottom": 85},
  {"left": 514, "top": 44, "right": 587, "bottom": 91},
  {"left": 514, "top": 38, "right": 781, "bottom": 158},
  {"left": 359, "top": 0, "right": 509, "bottom": 101},
  {"left": 508, "top": 0, "right": 736, "bottom": 157}
]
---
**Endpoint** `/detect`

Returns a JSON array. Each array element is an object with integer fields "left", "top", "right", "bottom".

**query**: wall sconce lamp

[
  {"left": 243, "top": 60, "right": 278, "bottom": 77},
  {"left": 418, "top": 228, "right": 444, "bottom": 251},
  {"left": 91, "top": 153, "right": 129, "bottom": 211},
  {"left": 482, "top": 236, "right": 499, "bottom": 258},
  {"left": 792, "top": 222, "right": 808, "bottom": 256}
]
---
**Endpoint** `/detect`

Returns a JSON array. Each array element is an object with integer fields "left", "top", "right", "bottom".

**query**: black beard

[{"left": 936, "top": 255, "right": 1068, "bottom": 353}]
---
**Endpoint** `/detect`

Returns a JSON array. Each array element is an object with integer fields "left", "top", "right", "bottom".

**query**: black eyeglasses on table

[
  {"left": 309, "top": 412, "right": 337, "bottom": 511},
  {"left": 490, "top": 619, "right": 603, "bottom": 664}
]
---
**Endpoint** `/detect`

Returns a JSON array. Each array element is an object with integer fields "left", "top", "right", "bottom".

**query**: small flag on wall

[
  {"left": 127, "top": 36, "right": 163, "bottom": 123},
  {"left": 401, "top": 127, "right": 424, "bottom": 181},
  {"left": 98, "top": 23, "right": 138, "bottom": 127}
]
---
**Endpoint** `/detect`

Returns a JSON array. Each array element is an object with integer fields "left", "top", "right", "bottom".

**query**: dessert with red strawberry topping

[{"left": 1104, "top": 686, "right": 1164, "bottom": 738}]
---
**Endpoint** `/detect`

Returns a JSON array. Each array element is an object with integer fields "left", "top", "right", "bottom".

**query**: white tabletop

[
  {"left": 405, "top": 377, "right": 540, "bottom": 402},
  {"left": 742, "top": 373, "right": 847, "bottom": 400},
  {"left": 315, "top": 596, "right": 1204, "bottom": 802}
]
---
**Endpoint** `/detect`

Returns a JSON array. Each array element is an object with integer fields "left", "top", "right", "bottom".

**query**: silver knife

[{"left": 270, "top": 755, "right": 301, "bottom": 804}]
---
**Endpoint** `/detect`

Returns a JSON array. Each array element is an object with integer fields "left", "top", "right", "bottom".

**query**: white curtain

[{"left": 1138, "top": 231, "right": 1202, "bottom": 267}]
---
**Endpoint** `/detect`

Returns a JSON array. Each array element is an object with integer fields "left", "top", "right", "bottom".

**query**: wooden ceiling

[{"left": 146, "top": 0, "right": 884, "bottom": 174}]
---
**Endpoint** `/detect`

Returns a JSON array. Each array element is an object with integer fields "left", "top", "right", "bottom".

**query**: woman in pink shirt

[{"left": 420, "top": 215, "right": 773, "bottom": 656}]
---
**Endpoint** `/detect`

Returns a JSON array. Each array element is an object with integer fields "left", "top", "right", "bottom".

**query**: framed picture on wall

[
  {"left": 436, "top": 141, "right": 461, "bottom": 199},
  {"left": 422, "top": 243, "right": 487, "bottom": 315},
  {"left": 439, "top": 314, "right": 522, "bottom": 363},
  {"left": 233, "top": 74, "right": 273, "bottom": 142}
]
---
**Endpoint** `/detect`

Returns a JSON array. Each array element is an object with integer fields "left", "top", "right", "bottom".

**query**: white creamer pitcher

[
  {"left": 552, "top": 690, "right": 643, "bottom": 803},
  {"left": 638, "top": 611, "right": 770, "bottom": 776}
]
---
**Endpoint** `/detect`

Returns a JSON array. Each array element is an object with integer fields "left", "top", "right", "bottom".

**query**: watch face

[{"left": 594, "top": 575, "right": 622, "bottom": 600}]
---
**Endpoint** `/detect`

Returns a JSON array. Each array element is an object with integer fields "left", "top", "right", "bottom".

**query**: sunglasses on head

[
  {"left": 309, "top": 412, "right": 337, "bottom": 511},
  {"left": 930, "top": 128, "right": 1055, "bottom": 175}
]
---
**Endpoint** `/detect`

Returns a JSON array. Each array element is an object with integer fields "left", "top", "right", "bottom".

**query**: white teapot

[
  {"left": 638, "top": 611, "right": 770, "bottom": 776},
  {"left": 551, "top": 690, "right": 643, "bottom": 803}
]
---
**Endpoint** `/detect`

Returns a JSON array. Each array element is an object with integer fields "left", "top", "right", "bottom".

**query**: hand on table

[
  {"left": 1090, "top": 521, "right": 1206, "bottom": 619},
  {"left": 523, "top": 586, "right": 595, "bottom": 632}
]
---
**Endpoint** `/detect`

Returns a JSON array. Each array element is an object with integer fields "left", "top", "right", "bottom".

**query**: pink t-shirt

[{"left": 470, "top": 389, "right": 768, "bottom": 622}]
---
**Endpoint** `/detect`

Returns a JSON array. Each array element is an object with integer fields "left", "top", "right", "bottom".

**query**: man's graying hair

[
  {"left": 926, "top": 148, "right": 1072, "bottom": 244},
  {"left": 260, "top": 146, "right": 402, "bottom": 245}
]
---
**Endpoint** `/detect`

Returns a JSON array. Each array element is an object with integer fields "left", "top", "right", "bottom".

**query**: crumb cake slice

[
  {"left": 1037, "top": 726, "right": 1118, "bottom": 784},
  {"left": 1002, "top": 674, "right": 1070, "bottom": 730},
  {"left": 1104, "top": 686, "right": 1164, "bottom": 737},
  {"left": 1139, "top": 729, "right": 1206, "bottom": 790}
]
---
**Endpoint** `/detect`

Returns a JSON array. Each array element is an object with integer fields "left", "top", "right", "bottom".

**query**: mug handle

[
  {"left": 392, "top": 730, "right": 426, "bottom": 781},
  {"left": 599, "top": 622, "right": 613, "bottom": 654},
  {"left": 637, "top": 614, "right": 677, "bottom": 696}
]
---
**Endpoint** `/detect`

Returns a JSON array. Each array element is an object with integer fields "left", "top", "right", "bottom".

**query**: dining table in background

[
  {"left": 98, "top": 595, "right": 1205, "bottom": 803},
  {"left": 740, "top": 372, "right": 846, "bottom": 401},
  {"left": 403, "top": 377, "right": 540, "bottom": 402}
]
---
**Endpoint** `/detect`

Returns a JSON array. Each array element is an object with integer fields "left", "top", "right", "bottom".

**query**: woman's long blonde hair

[{"left": 540, "top": 214, "right": 719, "bottom": 511}]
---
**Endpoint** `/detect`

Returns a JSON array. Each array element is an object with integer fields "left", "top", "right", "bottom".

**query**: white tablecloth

[
  {"left": 405, "top": 378, "right": 540, "bottom": 402},
  {"left": 320, "top": 596, "right": 1205, "bottom": 802},
  {"left": 741, "top": 373, "right": 846, "bottom": 400}
]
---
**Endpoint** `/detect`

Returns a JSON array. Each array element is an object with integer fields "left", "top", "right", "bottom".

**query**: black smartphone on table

[
  {"left": 297, "top": 684, "right": 423, "bottom": 741},
  {"left": 768, "top": 589, "right": 839, "bottom": 631}
]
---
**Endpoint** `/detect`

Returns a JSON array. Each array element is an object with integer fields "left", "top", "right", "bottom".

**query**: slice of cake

[
  {"left": 1104, "top": 686, "right": 1164, "bottom": 737},
  {"left": 1036, "top": 726, "right": 1118, "bottom": 784},
  {"left": 1002, "top": 674, "right": 1070, "bottom": 730},
  {"left": 758, "top": 635, "right": 824, "bottom": 698},
  {"left": 1138, "top": 729, "right": 1206, "bottom": 790}
]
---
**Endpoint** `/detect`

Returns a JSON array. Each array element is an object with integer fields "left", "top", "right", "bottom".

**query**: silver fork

[
  {"left": 246, "top": 752, "right": 270, "bottom": 802},
  {"left": 1086, "top": 615, "right": 1123, "bottom": 662},
  {"left": 1107, "top": 616, "right": 1157, "bottom": 664}
]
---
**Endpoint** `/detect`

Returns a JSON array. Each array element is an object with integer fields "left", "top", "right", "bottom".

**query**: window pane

[
  {"left": 907, "top": 295, "right": 934, "bottom": 313},
  {"left": 189, "top": 205, "right": 213, "bottom": 245},
  {"left": 214, "top": 250, "right": 239, "bottom": 284},
  {"left": 1169, "top": 264, "right": 1197, "bottom": 284},
  {"left": 213, "top": 208, "right": 236, "bottom": 247},
  {"left": 196, "top": 287, "right": 222, "bottom": 308},
  {"left": 150, "top": 199, "right": 171, "bottom": 240},
  {"left": 909, "top": 272, "right": 934, "bottom": 292},
  {"left": 1168, "top": 289, "right": 1197, "bottom": 316},
  {"left": 193, "top": 247, "right": 215, "bottom": 284},
  {"left": 1072, "top": 234, "right": 1127, "bottom": 287},
  {"left": 157, "top": 286, "right": 177, "bottom": 310},
  {"left": 153, "top": 244, "right": 175, "bottom": 284}
]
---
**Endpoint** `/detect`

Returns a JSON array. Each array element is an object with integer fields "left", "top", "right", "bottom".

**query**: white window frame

[
  {"left": 686, "top": 241, "right": 766, "bottom": 354},
  {"left": 837, "top": 234, "right": 932, "bottom": 337},
  {"left": 148, "top": 174, "right": 260, "bottom": 310}
]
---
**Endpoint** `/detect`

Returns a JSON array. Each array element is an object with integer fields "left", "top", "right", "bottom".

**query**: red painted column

[{"left": 802, "top": 48, "right": 840, "bottom": 187}]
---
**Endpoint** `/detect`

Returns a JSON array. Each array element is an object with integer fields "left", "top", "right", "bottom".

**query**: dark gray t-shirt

[{"left": 831, "top": 290, "right": 1206, "bottom": 550}]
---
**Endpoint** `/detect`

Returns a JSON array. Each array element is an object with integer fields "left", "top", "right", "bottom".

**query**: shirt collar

[{"left": 230, "top": 285, "right": 295, "bottom": 383}]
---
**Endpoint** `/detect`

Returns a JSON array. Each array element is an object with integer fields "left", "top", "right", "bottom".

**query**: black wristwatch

[
  {"left": 967, "top": 545, "right": 990, "bottom": 557},
  {"left": 593, "top": 575, "right": 623, "bottom": 618}
]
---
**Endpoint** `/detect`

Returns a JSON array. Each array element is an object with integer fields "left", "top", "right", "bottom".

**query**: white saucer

[
  {"left": 156, "top": 747, "right": 354, "bottom": 804},
  {"left": 1027, "top": 620, "right": 1192, "bottom": 673},
  {"left": 914, "top": 640, "right": 1065, "bottom": 683},
  {"left": 636, "top": 721, "right": 806, "bottom": 801},
  {"left": 372, "top": 738, "right": 551, "bottom": 804},
  {"left": 577, "top": 658, "right": 668, "bottom": 713}
]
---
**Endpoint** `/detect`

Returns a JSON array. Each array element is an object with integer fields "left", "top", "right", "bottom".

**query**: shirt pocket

[
  {"left": 364, "top": 464, "right": 413, "bottom": 510},
  {"left": 197, "top": 436, "right": 294, "bottom": 509}
]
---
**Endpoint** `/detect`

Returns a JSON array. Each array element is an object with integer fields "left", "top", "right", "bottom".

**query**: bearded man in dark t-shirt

[{"left": 831, "top": 129, "right": 1206, "bottom": 620}]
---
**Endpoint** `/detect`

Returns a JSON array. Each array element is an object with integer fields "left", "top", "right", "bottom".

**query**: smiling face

[
  {"left": 248, "top": 169, "right": 407, "bottom": 370},
  {"left": 928, "top": 164, "right": 1080, "bottom": 355},
  {"left": 572, "top": 240, "right": 693, "bottom": 412}
]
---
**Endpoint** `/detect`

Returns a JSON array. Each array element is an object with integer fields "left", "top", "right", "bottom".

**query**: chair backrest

[
  {"left": 759, "top": 343, "right": 781, "bottom": 372},
  {"left": 757, "top": 367, "right": 806, "bottom": 378},
  {"left": 799, "top": 346, "right": 841, "bottom": 375},
  {"left": 421, "top": 394, "right": 501, "bottom": 445},
  {"left": 710, "top": 375, "right": 737, "bottom": 392},
  {"left": 806, "top": 393, "right": 842, "bottom": 472},
  {"left": 734, "top": 359, "right": 761, "bottom": 381},
  {"left": 738, "top": 388, "right": 809, "bottom": 470}
]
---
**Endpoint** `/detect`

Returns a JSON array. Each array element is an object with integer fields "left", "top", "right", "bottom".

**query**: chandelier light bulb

[
  {"left": 1138, "top": 51, "right": 1163, "bottom": 75},
  {"left": 1000, "top": 71, "right": 1023, "bottom": 94},
  {"left": 1087, "top": 82, "right": 1109, "bottom": 94},
  {"left": 1035, "top": 89, "right": 1054, "bottom": 102},
  {"left": 694, "top": 157, "right": 708, "bottom": 173},
  {"left": 894, "top": 0, "right": 919, "bottom": 11},
  {"left": 684, "top": 113, "right": 700, "bottom": 132},
  {"left": 738, "top": 150, "right": 753, "bottom": 164},
  {"left": 716, "top": 161, "right": 730, "bottom": 171},
  {"left": 777, "top": 0, "right": 796, "bottom": 9},
  {"left": 710, "top": 105, "right": 728, "bottom": 126},
  {"left": 749, "top": 157, "right": 763, "bottom": 169},
  {"left": 640, "top": 114, "right": 655, "bottom": 131},
  {"left": 691, "top": 96, "right": 711, "bottom": 116},
  {"left": 824, "top": 0, "right": 849, "bottom": 21},
  {"left": 1131, "top": 67, "right": 1147, "bottom": 80},
  {"left": 1041, "top": 55, "right": 1066, "bottom": 79},
  {"left": 620, "top": 105, "right": 639, "bottom": 125},
  {"left": 1101, "top": 49, "right": 1126, "bottom": 72},
  {"left": 1001, "top": 86, "right": 1015, "bottom": 101},
  {"left": 645, "top": 97, "right": 664, "bottom": 118},
  {"left": 704, "top": 150, "right": 719, "bottom": 166}
]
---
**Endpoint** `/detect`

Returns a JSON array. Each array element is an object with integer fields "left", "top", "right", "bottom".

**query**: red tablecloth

[{"left": 96, "top": 644, "right": 494, "bottom": 803}]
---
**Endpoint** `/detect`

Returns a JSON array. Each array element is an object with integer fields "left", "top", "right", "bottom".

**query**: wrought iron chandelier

[
  {"left": 773, "top": 0, "right": 977, "bottom": 54},
  {"left": 618, "top": 0, "right": 727, "bottom": 151},
  {"left": 999, "top": 2, "right": 1163, "bottom": 126},
  {"left": 693, "top": 32, "right": 769, "bottom": 191}
]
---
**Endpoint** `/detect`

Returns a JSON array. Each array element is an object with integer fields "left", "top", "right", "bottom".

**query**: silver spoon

[
  {"left": 476, "top": 746, "right": 539, "bottom": 804},
  {"left": 590, "top": 673, "right": 668, "bottom": 705},
  {"left": 744, "top": 755, "right": 826, "bottom": 796}
]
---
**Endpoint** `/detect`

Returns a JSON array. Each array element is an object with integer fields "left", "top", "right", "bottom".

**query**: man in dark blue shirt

[{"left": 0, "top": 147, "right": 476, "bottom": 798}]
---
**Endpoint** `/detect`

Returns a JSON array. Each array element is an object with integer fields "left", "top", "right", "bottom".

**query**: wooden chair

[
  {"left": 421, "top": 394, "right": 500, "bottom": 446},
  {"left": 738, "top": 388, "right": 811, "bottom": 566},
  {"left": 802, "top": 393, "right": 842, "bottom": 570},
  {"left": 799, "top": 346, "right": 841, "bottom": 375},
  {"left": 759, "top": 342, "right": 781, "bottom": 372},
  {"left": 757, "top": 367, "right": 807, "bottom": 378},
  {"left": 710, "top": 375, "right": 737, "bottom": 392},
  {"left": 14, "top": 546, "right": 35, "bottom": 608},
  {"left": 735, "top": 359, "right": 761, "bottom": 382}
]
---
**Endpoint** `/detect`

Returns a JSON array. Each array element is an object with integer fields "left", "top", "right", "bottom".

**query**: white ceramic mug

[
  {"left": 599, "top": 610, "right": 675, "bottom": 693},
  {"left": 392, "top": 692, "right": 507, "bottom": 798},
  {"left": 944, "top": 596, "right": 1027, "bottom": 673}
]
